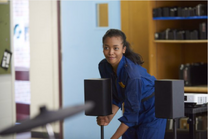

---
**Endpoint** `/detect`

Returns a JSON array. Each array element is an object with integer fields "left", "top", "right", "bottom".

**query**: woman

[{"left": 97, "top": 29, "right": 166, "bottom": 139}]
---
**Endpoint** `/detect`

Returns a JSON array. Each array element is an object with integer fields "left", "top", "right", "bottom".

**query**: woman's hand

[
  {"left": 96, "top": 116, "right": 110, "bottom": 126},
  {"left": 96, "top": 104, "right": 119, "bottom": 126}
]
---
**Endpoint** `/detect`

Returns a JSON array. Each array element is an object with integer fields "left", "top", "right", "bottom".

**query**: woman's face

[{"left": 103, "top": 36, "right": 126, "bottom": 69}]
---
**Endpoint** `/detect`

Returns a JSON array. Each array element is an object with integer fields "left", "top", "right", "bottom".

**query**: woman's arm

[
  {"left": 108, "top": 104, "right": 120, "bottom": 121},
  {"left": 111, "top": 123, "right": 129, "bottom": 139},
  {"left": 111, "top": 79, "right": 141, "bottom": 138}
]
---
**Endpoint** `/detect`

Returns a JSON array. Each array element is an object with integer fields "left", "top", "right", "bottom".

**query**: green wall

[{"left": 0, "top": 2, "right": 11, "bottom": 74}]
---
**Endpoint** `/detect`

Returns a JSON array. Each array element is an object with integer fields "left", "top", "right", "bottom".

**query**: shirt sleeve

[
  {"left": 118, "top": 78, "right": 142, "bottom": 127},
  {"left": 112, "top": 98, "right": 122, "bottom": 108}
]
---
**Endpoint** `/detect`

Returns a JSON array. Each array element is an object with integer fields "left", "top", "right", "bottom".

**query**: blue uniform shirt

[{"left": 99, "top": 56, "right": 158, "bottom": 128}]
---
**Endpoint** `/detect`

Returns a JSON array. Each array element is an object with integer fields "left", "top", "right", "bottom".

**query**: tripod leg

[{"left": 101, "top": 125, "right": 104, "bottom": 139}]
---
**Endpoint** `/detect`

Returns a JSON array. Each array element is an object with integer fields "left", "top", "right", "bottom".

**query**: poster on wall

[
  {"left": 13, "top": 0, "right": 30, "bottom": 70},
  {"left": 15, "top": 81, "right": 30, "bottom": 104},
  {"left": 13, "top": 0, "right": 30, "bottom": 104}
]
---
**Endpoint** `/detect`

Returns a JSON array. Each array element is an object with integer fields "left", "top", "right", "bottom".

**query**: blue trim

[{"left": 153, "top": 16, "right": 207, "bottom": 20}]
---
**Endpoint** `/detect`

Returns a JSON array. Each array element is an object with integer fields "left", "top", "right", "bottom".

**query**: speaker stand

[
  {"left": 173, "top": 119, "right": 177, "bottom": 139},
  {"left": 101, "top": 125, "right": 104, "bottom": 139}
]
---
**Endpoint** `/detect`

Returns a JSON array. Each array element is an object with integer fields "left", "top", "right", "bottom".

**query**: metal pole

[
  {"left": 173, "top": 119, "right": 177, "bottom": 139},
  {"left": 187, "top": 114, "right": 196, "bottom": 139},
  {"left": 101, "top": 125, "right": 104, "bottom": 139}
]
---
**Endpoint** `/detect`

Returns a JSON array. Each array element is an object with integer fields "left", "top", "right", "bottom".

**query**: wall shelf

[
  {"left": 184, "top": 86, "right": 208, "bottom": 93},
  {"left": 121, "top": 1, "right": 207, "bottom": 92},
  {"left": 153, "top": 16, "right": 207, "bottom": 20},
  {"left": 154, "top": 40, "right": 208, "bottom": 43}
]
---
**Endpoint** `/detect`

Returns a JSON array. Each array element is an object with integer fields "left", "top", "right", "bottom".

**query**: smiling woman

[
  {"left": 97, "top": 29, "right": 167, "bottom": 139},
  {"left": 102, "top": 29, "right": 144, "bottom": 69},
  {"left": 103, "top": 36, "right": 126, "bottom": 72}
]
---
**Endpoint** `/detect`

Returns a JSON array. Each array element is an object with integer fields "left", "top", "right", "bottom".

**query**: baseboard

[{"left": 31, "top": 131, "right": 60, "bottom": 139}]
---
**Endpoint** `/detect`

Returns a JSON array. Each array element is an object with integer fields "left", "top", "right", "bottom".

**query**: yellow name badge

[{"left": 119, "top": 82, "right": 125, "bottom": 88}]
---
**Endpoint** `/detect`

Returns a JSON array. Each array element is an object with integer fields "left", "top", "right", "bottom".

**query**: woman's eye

[
  {"left": 104, "top": 47, "right": 109, "bottom": 50},
  {"left": 114, "top": 47, "right": 119, "bottom": 50}
]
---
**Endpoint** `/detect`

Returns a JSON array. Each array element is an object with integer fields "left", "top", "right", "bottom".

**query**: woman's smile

[{"left": 107, "top": 57, "right": 115, "bottom": 60}]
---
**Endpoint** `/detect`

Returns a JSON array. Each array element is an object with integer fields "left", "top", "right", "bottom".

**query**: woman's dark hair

[{"left": 102, "top": 29, "right": 144, "bottom": 65}]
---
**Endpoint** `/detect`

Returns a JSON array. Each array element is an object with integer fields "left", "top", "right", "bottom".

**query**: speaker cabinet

[
  {"left": 84, "top": 78, "right": 112, "bottom": 116},
  {"left": 155, "top": 79, "right": 184, "bottom": 119}
]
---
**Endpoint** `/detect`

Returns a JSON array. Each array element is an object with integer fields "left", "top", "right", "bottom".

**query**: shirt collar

[{"left": 116, "top": 55, "right": 125, "bottom": 76}]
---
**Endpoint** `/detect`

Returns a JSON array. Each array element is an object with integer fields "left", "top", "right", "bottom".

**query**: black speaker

[
  {"left": 179, "top": 63, "right": 207, "bottom": 86},
  {"left": 155, "top": 79, "right": 184, "bottom": 119},
  {"left": 84, "top": 78, "right": 112, "bottom": 116}
]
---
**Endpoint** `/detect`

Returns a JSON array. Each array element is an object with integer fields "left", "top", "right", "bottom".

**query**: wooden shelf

[
  {"left": 184, "top": 86, "right": 208, "bottom": 93},
  {"left": 154, "top": 40, "right": 208, "bottom": 43}
]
